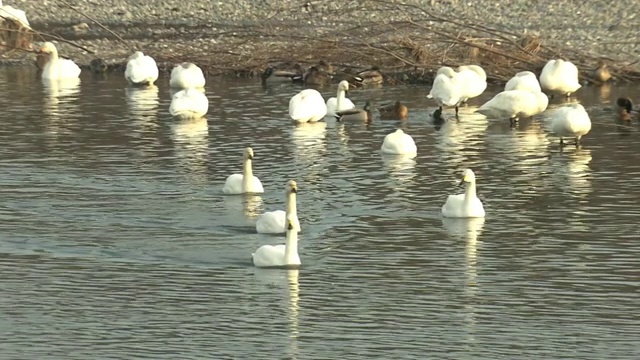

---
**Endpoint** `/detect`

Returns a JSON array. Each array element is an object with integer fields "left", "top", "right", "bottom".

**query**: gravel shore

[{"left": 2, "top": 0, "right": 639, "bottom": 80}]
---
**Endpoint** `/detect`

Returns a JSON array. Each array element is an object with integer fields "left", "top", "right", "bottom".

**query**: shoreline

[{"left": 2, "top": 1, "right": 639, "bottom": 85}]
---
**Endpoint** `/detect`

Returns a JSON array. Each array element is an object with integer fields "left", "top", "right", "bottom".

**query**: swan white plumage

[
  {"left": 223, "top": 147, "right": 264, "bottom": 194},
  {"left": 456, "top": 65, "right": 487, "bottom": 103},
  {"left": 442, "top": 169, "right": 485, "bottom": 218},
  {"left": 170, "top": 62, "right": 206, "bottom": 89},
  {"left": 39, "top": 42, "right": 81, "bottom": 80},
  {"left": 326, "top": 80, "right": 355, "bottom": 116},
  {"left": 477, "top": 89, "right": 549, "bottom": 124},
  {"left": 252, "top": 214, "right": 301, "bottom": 268},
  {"left": 427, "top": 66, "right": 463, "bottom": 116},
  {"left": 256, "top": 180, "right": 301, "bottom": 234},
  {"left": 169, "top": 88, "right": 209, "bottom": 119},
  {"left": 504, "top": 71, "right": 542, "bottom": 92},
  {"left": 550, "top": 104, "right": 592, "bottom": 146},
  {"left": 288, "top": 89, "right": 327, "bottom": 123},
  {"left": 381, "top": 129, "right": 417, "bottom": 157},
  {"left": 0, "top": 0, "right": 29, "bottom": 27},
  {"left": 539, "top": 59, "right": 581, "bottom": 97},
  {"left": 125, "top": 51, "right": 159, "bottom": 86}
]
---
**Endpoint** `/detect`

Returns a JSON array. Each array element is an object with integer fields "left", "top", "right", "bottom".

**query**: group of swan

[
  {"left": 427, "top": 65, "right": 487, "bottom": 117},
  {"left": 35, "top": 42, "right": 208, "bottom": 119}
]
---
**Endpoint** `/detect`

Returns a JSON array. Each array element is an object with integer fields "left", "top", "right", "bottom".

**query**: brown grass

[{"left": 0, "top": 17, "right": 32, "bottom": 52}]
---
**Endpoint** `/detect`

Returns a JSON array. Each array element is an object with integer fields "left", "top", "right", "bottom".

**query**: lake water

[{"left": 0, "top": 67, "right": 638, "bottom": 359}]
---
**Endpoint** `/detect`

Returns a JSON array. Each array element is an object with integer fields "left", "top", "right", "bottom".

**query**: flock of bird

[{"left": 6, "top": 0, "right": 635, "bottom": 269}]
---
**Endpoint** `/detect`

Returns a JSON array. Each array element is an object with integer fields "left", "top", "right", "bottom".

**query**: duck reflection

[
  {"left": 170, "top": 117, "right": 210, "bottom": 184},
  {"left": 42, "top": 78, "right": 81, "bottom": 135}
]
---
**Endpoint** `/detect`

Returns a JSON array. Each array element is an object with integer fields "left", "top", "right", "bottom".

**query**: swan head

[
  {"left": 338, "top": 80, "right": 350, "bottom": 93},
  {"left": 129, "top": 51, "right": 144, "bottom": 60},
  {"left": 243, "top": 147, "right": 254, "bottom": 160},
  {"left": 459, "top": 169, "right": 476, "bottom": 186},
  {"left": 436, "top": 66, "right": 456, "bottom": 78},
  {"left": 181, "top": 62, "right": 196, "bottom": 69},
  {"left": 287, "top": 180, "right": 298, "bottom": 194},
  {"left": 39, "top": 42, "right": 58, "bottom": 56}
]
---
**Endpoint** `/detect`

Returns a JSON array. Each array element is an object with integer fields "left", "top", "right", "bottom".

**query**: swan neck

[
  {"left": 336, "top": 88, "right": 345, "bottom": 108},
  {"left": 242, "top": 158, "right": 253, "bottom": 189},
  {"left": 284, "top": 229, "right": 299, "bottom": 264},
  {"left": 465, "top": 181, "right": 477, "bottom": 202},
  {"left": 286, "top": 191, "right": 297, "bottom": 217}
]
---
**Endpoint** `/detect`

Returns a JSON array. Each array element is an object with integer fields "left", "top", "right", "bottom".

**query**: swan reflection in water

[
  {"left": 222, "top": 193, "right": 264, "bottom": 220},
  {"left": 253, "top": 269, "right": 300, "bottom": 359},
  {"left": 170, "top": 117, "right": 210, "bottom": 184},
  {"left": 126, "top": 85, "right": 159, "bottom": 118},
  {"left": 549, "top": 147, "right": 593, "bottom": 198},
  {"left": 381, "top": 153, "right": 417, "bottom": 186},
  {"left": 42, "top": 78, "right": 81, "bottom": 136},
  {"left": 442, "top": 217, "right": 485, "bottom": 341},
  {"left": 434, "top": 112, "right": 487, "bottom": 168},
  {"left": 289, "top": 122, "right": 328, "bottom": 181}
]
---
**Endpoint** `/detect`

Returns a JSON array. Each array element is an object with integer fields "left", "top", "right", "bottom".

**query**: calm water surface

[{"left": 0, "top": 67, "right": 638, "bottom": 359}]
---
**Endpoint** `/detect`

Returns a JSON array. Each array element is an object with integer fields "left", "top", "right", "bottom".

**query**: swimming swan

[
  {"left": 289, "top": 89, "right": 327, "bottom": 123},
  {"left": 456, "top": 65, "right": 487, "bottom": 103},
  {"left": 125, "top": 51, "right": 159, "bottom": 86},
  {"left": 539, "top": 59, "right": 581, "bottom": 97},
  {"left": 326, "top": 80, "right": 355, "bottom": 117},
  {"left": 252, "top": 214, "right": 301, "bottom": 268},
  {"left": 381, "top": 129, "right": 417, "bottom": 157},
  {"left": 441, "top": 169, "right": 485, "bottom": 218},
  {"left": 170, "top": 62, "right": 206, "bottom": 89},
  {"left": 427, "top": 66, "right": 463, "bottom": 116},
  {"left": 223, "top": 147, "right": 264, "bottom": 194},
  {"left": 169, "top": 88, "right": 209, "bottom": 119},
  {"left": 39, "top": 42, "right": 81, "bottom": 80},
  {"left": 477, "top": 89, "right": 549, "bottom": 125},
  {"left": 504, "top": 71, "right": 542, "bottom": 93},
  {"left": 550, "top": 104, "right": 592, "bottom": 146},
  {"left": 256, "top": 180, "right": 301, "bottom": 234},
  {"left": 0, "top": 0, "right": 29, "bottom": 27}
]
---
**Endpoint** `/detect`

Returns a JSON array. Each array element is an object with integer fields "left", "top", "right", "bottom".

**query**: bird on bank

[
  {"left": 90, "top": 58, "right": 108, "bottom": 74},
  {"left": 539, "top": 59, "right": 581, "bottom": 97},
  {"left": 593, "top": 61, "right": 612, "bottom": 83},
  {"left": 124, "top": 51, "right": 159, "bottom": 86},
  {"left": 378, "top": 101, "right": 408, "bottom": 120}
]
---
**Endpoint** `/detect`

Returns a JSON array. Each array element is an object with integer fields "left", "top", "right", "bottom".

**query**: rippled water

[{"left": 0, "top": 67, "right": 638, "bottom": 359}]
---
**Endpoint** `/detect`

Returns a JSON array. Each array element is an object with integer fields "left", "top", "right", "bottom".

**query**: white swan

[
  {"left": 289, "top": 89, "right": 327, "bottom": 123},
  {"left": 170, "top": 62, "right": 206, "bottom": 89},
  {"left": 252, "top": 214, "right": 301, "bottom": 268},
  {"left": 256, "top": 180, "right": 301, "bottom": 234},
  {"left": 0, "top": 0, "right": 29, "bottom": 27},
  {"left": 326, "top": 80, "right": 355, "bottom": 116},
  {"left": 223, "top": 147, "right": 264, "bottom": 194},
  {"left": 456, "top": 65, "right": 487, "bottom": 103},
  {"left": 477, "top": 89, "right": 549, "bottom": 125},
  {"left": 124, "top": 51, "right": 159, "bottom": 86},
  {"left": 381, "top": 129, "right": 417, "bottom": 157},
  {"left": 539, "top": 59, "right": 581, "bottom": 97},
  {"left": 550, "top": 104, "right": 592, "bottom": 146},
  {"left": 39, "top": 42, "right": 81, "bottom": 80},
  {"left": 442, "top": 169, "right": 485, "bottom": 218},
  {"left": 169, "top": 88, "right": 209, "bottom": 119},
  {"left": 427, "top": 66, "right": 463, "bottom": 116},
  {"left": 504, "top": 71, "right": 541, "bottom": 92}
]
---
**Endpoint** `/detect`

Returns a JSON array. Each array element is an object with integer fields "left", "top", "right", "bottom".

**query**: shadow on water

[{"left": 0, "top": 66, "right": 639, "bottom": 359}]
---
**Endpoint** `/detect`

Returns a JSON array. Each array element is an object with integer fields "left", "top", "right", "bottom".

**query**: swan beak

[
  {"left": 287, "top": 221, "right": 294, "bottom": 230},
  {"left": 291, "top": 186, "right": 298, "bottom": 193},
  {"left": 247, "top": 154, "right": 253, "bottom": 160},
  {"left": 458, "top": 178, "right": 466, "bottom": 186}
]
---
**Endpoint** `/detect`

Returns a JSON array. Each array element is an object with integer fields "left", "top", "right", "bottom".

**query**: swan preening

[
  {"left": 252, "top": 214, "right": 301, "bottom": 268},
  {"left": 477, "top": 89, "right": 549, "bottom": 125},
  {"left": 125, "top": 51, "right": 159, "bottom": 86},
  {"left": 169, "top": 88, "right": 209, "bottom": 119},
  {"left": 550, "top": 104, "right": 592, "bottom": 146},
  {"left": 256, "top": 180, "right": 301, "bottom": 234},
  {"left": 504, "top": 71, "right": 541, "bottom": 93},
  {"left": 539, "top": 59, "right": 581, "bottom": 97},
  {"left": 39, "top": 42, "right": 81, "bottom": 80},
  {"left": 223, "top": 147, "right": 264, "bottom": 194},
  {"left": 170, "top": 62, "right": 206, "bottom": 89},
  {"left": 0, "top": 0, "right": 29, "bottom": 28},
  {"left": 381, "top": 129, "right": 417, "bottom": 157},
  {"left": 289, "top": 89, "right": 327, "bottom": 123},
  {"left": 427, "top": 65, "right": 487, "bottom": 116},
  {"left": 442, "top": 169, "right": 485, "bottom": 218},
  {"left": 326, "top": 80, "right": 355, "bottom": 117}
]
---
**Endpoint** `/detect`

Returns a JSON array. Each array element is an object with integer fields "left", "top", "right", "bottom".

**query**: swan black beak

[
  {"left": 458, "top": 179, "right": 466, "bottom": 186},
  {"left": 247, "top": 154, "right": 254, "bottom": 160},
  {"left": 291, "top": 187, "right": 297, "bottom": 193}
]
